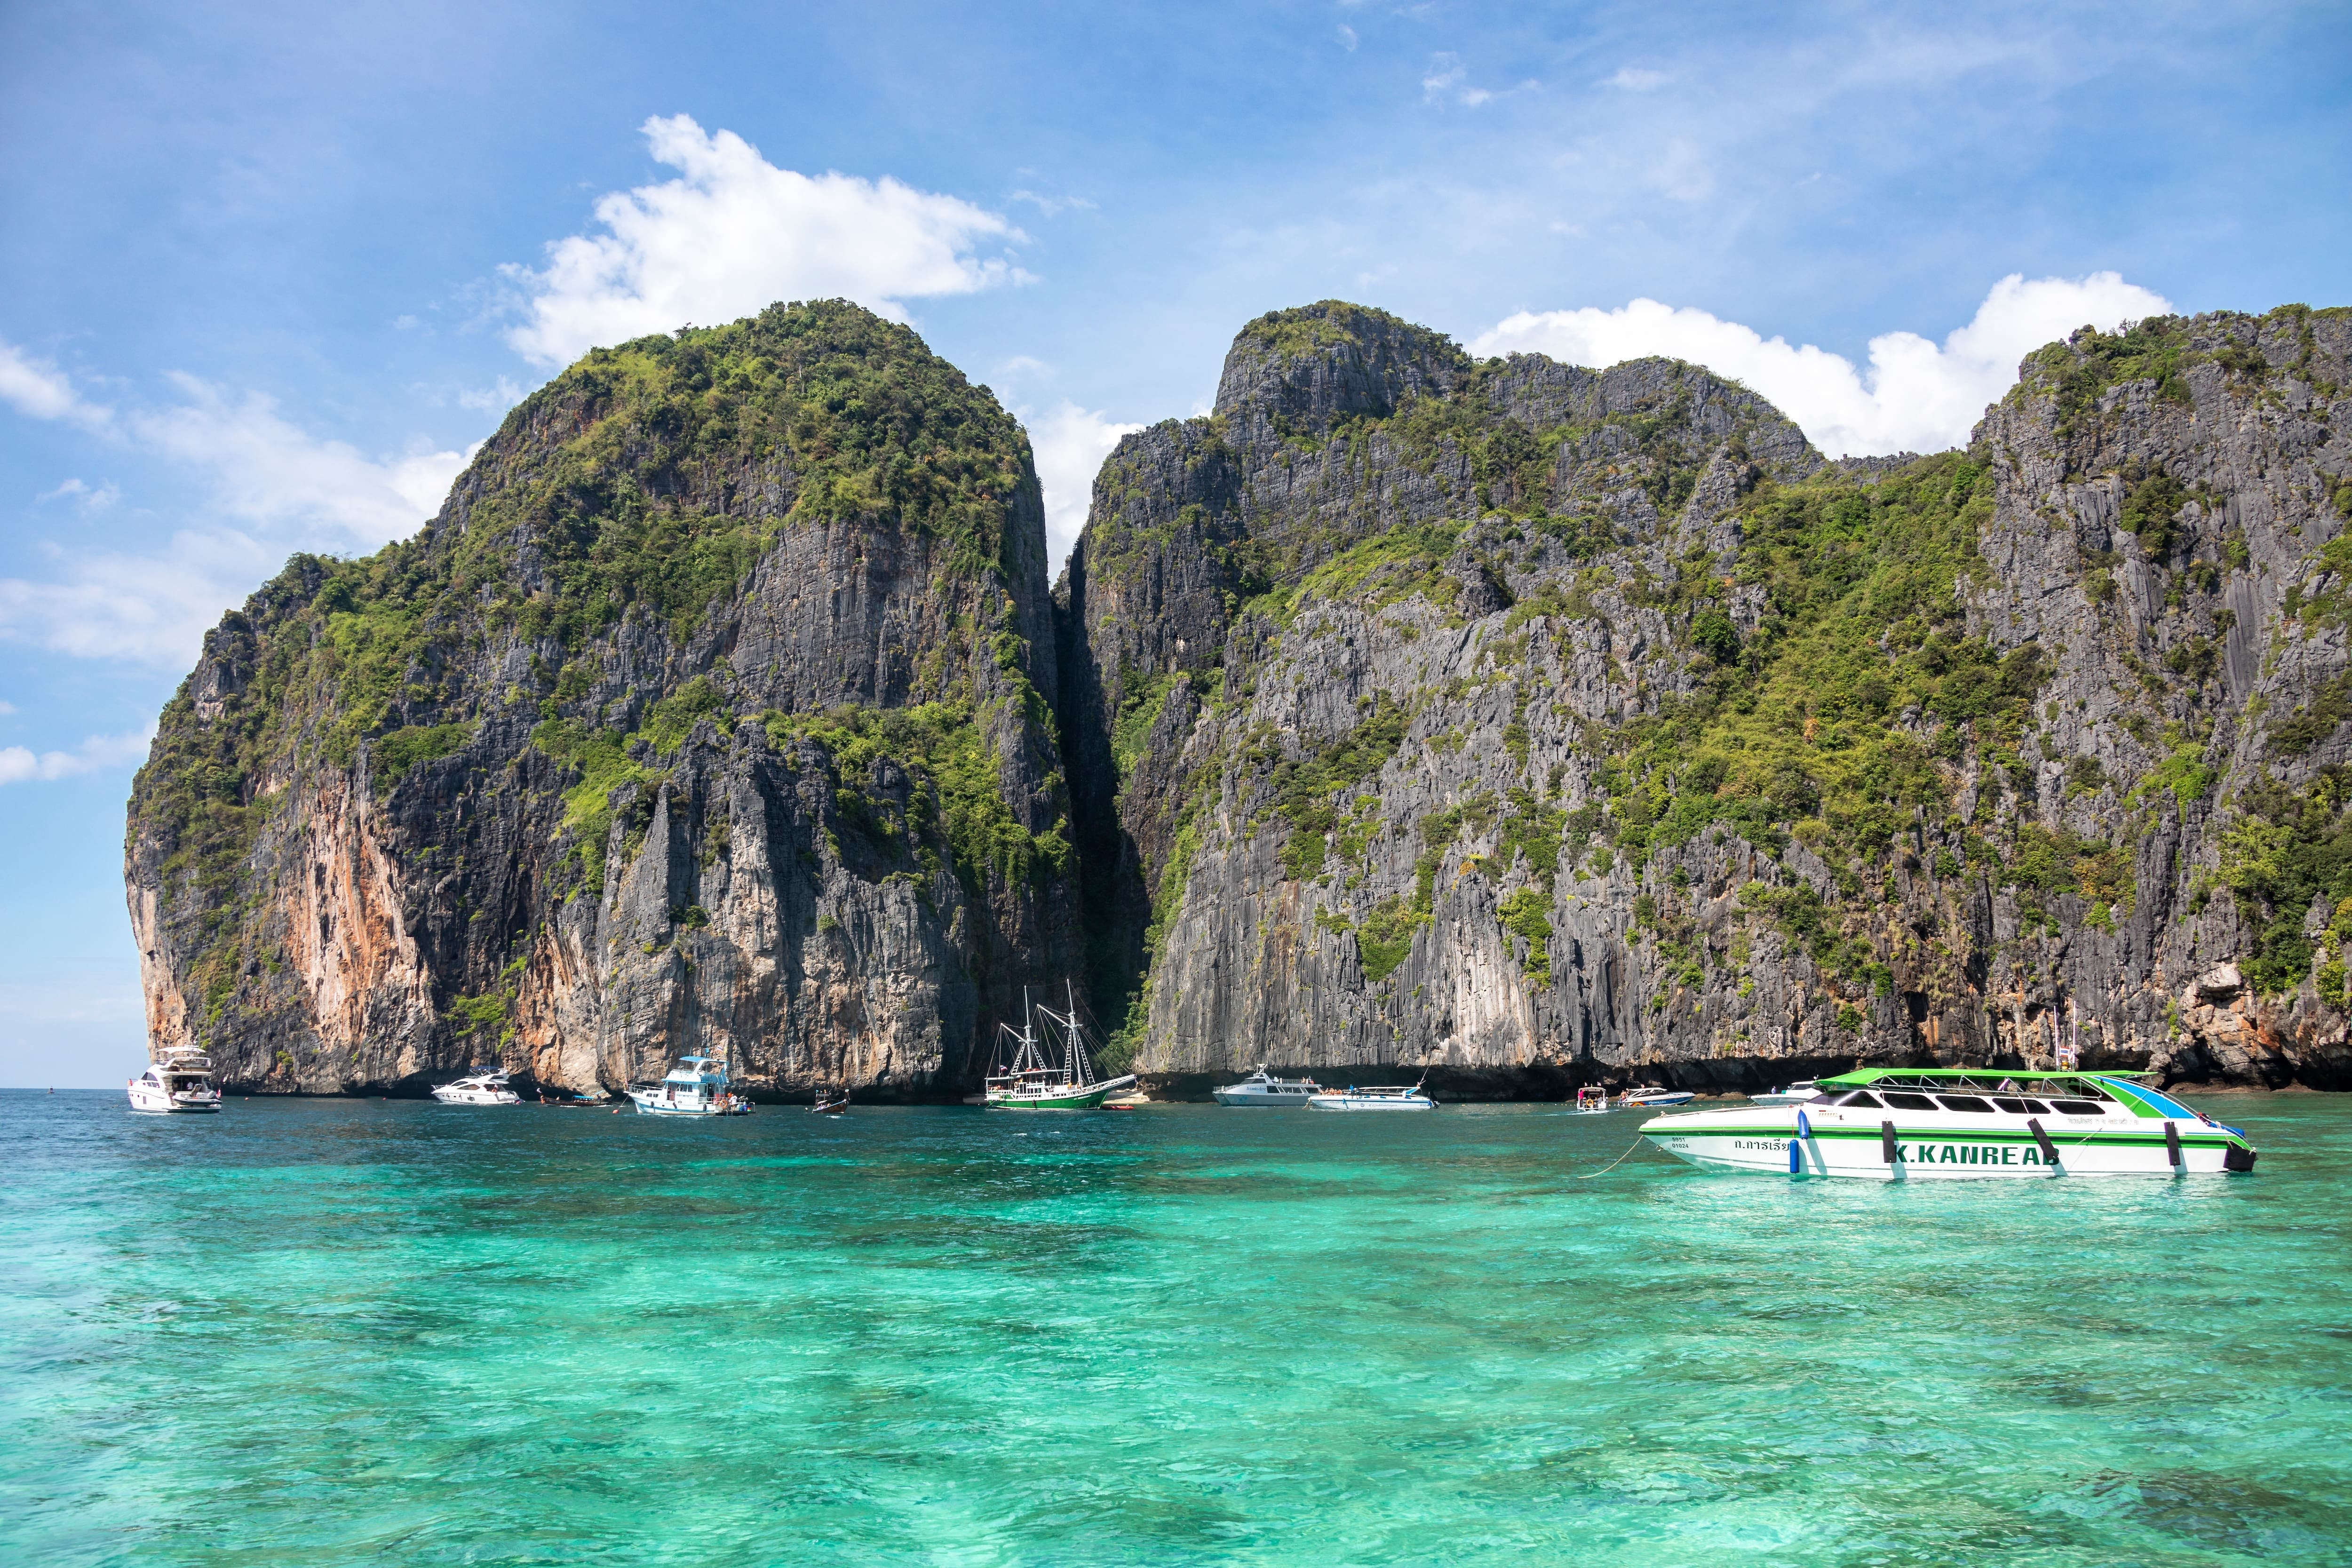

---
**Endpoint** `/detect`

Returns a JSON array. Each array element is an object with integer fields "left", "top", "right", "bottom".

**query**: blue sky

[{"left": 2, "top": 0, "right": 2346, "bottom": 1085}]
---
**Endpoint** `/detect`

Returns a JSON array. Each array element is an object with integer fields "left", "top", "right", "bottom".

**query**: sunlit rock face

[
  {"left": 1056, "top": 301, "right": 2352, "bottom": 1091},
  {"left": 129, "top": 297, "right": 2352, "bottom": 1096}
]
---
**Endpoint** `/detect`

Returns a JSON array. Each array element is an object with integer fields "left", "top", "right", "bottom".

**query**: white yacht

[
  {"left": 1213, "top": 1066, "right": 1321, "bottom": 1106},
  {"left": 1308, "top": 1080, "right": 1436, "bottom": 1112},
  {"left": 1747, "top": 1081, "right": 1821, "bottom": 1106},
  {"left": 127, "top": 1047, "right": 221, "bottom": 1114},
  {"left": 432, "top": 1068, "right": 522, "bottom": 1106},
  {"left": 1621, "top": 1085, "right": 1695, "bottom": 1108},
  {"left": 626, "top": 1055, "right": 753, "bottom": 1116},
  {"left": 1641, "top": 1068, "right": 2259, "bottom": 1179},
  {"left": 1574, "top": 1087, "right": 1611, "bottom": 1113}
]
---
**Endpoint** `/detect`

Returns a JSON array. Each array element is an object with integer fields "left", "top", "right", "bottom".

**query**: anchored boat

[
  {"left": 625, "top": 1055, "right": 753, "bottom": 1116},
  {"left": 1639, "top": 1068, "right": 2258, "bottom": 1179},
  {"left": 1308, "top": 1080, "right": 1436, "bottom": 1112},
  {"left": 1621, "top": 1085, "right": 1695, "bottom": 1108},
  {"left": 127, "top": 1047, "right": 221, "bottom": 1114},
  {"left": 1213, "top": 1066, "right": 1321, "bottom": 1106},
  {"left": 985, "top": 985, "right": 1136, "bottom": 1110},
  {"left": 432, "top": 1067, "right": 521, "bottom": 1105},
  {"left": 1747, "top": 1080, "right": 1821, "bottom": 1106}
]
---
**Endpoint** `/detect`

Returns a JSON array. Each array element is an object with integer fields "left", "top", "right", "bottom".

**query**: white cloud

[
  {"left": 1606, "top": 66, "right": 1669, "bottom": 90},
  {"left": 1022, "top": 401, "right": 1142, "bottom": 569},
  {"left": 1008, "top": 189, "right": 1096, "bottom": 217},
  {"left": 0, "top": 700, "right": 16, "bottom": 715},
  {"left": 35, "top": 477, "right": 120, "bottom": 510},
  {"left": 504, "top": 114, "right": 1030, "bottom": 367},
  {"left": 1652, "top": 138, "right": 1714, "bottom": 202},
  {"left": 1337, "top": 24, "right": 1358, "bottom": 50},
  {"left": 1422, "top": 54, "right": 1467, "bottom": 101},
  {"left": 455, "top": 376, "right": 525, "bottom": 414},
  {"left": 1472, "top": 271, "right": 2173, "bottom": 457},
  {"left": 0, "top": 340, "right": 113, "bottom": 430},
  {"left": 130, "top": 376, "right": 466, "bottom": 546},
  {"left": 0, "top": 377, "right": 470, "bottom": 667},
  {"left": 0, "top": 725, "right": 153, "bottom": 785}
]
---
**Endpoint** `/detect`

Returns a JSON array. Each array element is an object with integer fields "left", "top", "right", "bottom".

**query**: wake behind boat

[
  {"left": 985, "top": 984, "right": 1135, "bottom": 1109},
  {"left": 1640, "top": 1068, "right": 2257, "bottom": 1179}
]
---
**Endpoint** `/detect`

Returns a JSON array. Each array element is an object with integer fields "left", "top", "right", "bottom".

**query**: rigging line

[{"left": 1577, "top": 1134, "right": 1651, "bottom": 1179}]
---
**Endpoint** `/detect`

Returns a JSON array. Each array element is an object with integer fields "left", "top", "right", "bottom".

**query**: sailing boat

[{"left": 984, "top": 984, "right": 1137, "bottom": 1110}]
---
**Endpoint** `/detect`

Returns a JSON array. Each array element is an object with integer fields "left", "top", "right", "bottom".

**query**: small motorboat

[
  {"left": 1213, "top": 1066, "right": 1321, "bottom": 1106},
  {"left": 1621, "top": 1085, "right": 1695, "bottom": 1108},
  {"left": 625, "top": 1055, "right": 753, "bottom": 1116},
  {"left": 1308, "top": 1080, "right": 1436, "bottom": 1112},
  {"left": 1640, "top": 1068, "right": 2259, "bottom": 1179},
  {"left": 127, "top": 1047, "right": 222, "bottom": 1114},
  {"left": 812, "top": 1091, "right": 848, "bottom": 1114},
  {"left": 1573, "top": 1086, "right": 1611, "bottom": 1114},
  {"left": 433, "top": 1068, "right": 522, "bottom": 1106},
  {"left": 1748, "top": 1081, "right": 1822, "bottom": 1106}
]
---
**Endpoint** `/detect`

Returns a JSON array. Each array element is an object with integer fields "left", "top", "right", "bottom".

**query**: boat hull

[
  {"left": 127, "top": 1087, "right": 219, "bottom": 1113},
  {"left": 1308, "top": 1096, "right": 1435, "bottom": 1111},
  {"left": 1641, "top": 1105, "right": 2256, "bottom": 1178},
  {"left": 432, "top": 1088, "right": 521, "bottom": 1105},
  {"left": 625, "top": 1090, "right": 750, "bottom": 1116}
]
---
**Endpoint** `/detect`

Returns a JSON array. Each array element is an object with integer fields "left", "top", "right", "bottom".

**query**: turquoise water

[{"left": 5, "top": 1091, "right": 2350, "bottom": 1566}]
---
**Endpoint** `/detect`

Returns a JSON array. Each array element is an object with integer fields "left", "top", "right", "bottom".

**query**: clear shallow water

[{"left": 4, "top": 1091, "right": 2350, "bottom": 1567}]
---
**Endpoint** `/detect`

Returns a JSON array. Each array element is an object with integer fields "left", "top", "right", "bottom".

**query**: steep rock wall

[
  {"left": 128, "top": 301, "right": 1081, "bottom": 1095},
  {"left": 1059, "top": 300, "right": 2352, "bottom": 1090}
]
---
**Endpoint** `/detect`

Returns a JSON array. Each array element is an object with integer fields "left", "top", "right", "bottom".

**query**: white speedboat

[
  {"left": 127, "top": 1047, "right": 221, "bottom": 1113},
  {"left": 1621, "top": 1085, "right": 1695, "bottom": 1108},
  {"left": 1308, "top": 1080, "right": 1435, "bottom": 1112},
  {"left": 432, "top": 1068, "right": 522, "bottom": 1105},
  {"left": 626, "top": 1055, "right": 753, "bottom": 1116},
  {"left": 1747, "top": 1081, "right": 1821, "bottom": 1106},
  {"left": 1574, "top": 1087, "right": 1611, "bottom": 1113},
  {"left": 984, "top": 985, "right": 1136, "bottom": 1109},
  {"left": 1213, "top": 1066, "right": 1321, "bottom": 1106},
  {"left": 1640, "top": 1068, "right": 2258, "bottom": 1179}
]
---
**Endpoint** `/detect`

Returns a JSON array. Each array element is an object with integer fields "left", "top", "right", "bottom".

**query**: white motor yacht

[
  {"left": 1308, "top": 1080, "right": 1436, "bottom": 1112},
  {"left": 626, "top": 1055, "right": 753, "bottom": 1116},
  {"left": 1748, "top": 1081, "right": 1821, "bottom": 1106},
  {"left": 127, "top": 1048, "right": 221, "bottom": 1113},
  {"left": 1213, "top": 1066, "right": 1321, "bottom": 1106},
  {"left": 1641, "top": 1068, "right": 2259, "bottom": 1179},
  {"left": 432, "top": 1068, "right": 522, "bottom": 1105}
]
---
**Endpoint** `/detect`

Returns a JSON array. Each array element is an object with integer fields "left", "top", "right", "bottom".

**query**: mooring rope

[{"left": 1578, "top": 1133, "right": 1651, "bottom": 1179}]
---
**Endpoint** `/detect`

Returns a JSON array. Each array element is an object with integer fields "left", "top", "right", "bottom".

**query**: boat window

[
  {"left": 1935, "top": 1094, "right": 1995, "bottom": 1113},
  {"left": 1836, "top": 1090, "right": 1883, "bottom": 1107},
  {"left": 2049, "top": 1099, "right": 2105, "bottom": 1116},
  {"left": 1881, "top": 1092, "right": 1936, "bottom": 1110}
]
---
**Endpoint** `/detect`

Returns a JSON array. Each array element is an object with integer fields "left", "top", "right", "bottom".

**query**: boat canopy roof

[{"left": 1818, "top": 1067, "right": 2200, "bottom": 1121}]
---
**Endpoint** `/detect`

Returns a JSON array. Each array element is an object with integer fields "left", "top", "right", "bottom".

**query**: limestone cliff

[
  {"left": 127, "top": 301, "right": 1080, "bottom": 1095},
  {"left": 1058, "top": 301, "right": 2352, "bottom": 1090}
]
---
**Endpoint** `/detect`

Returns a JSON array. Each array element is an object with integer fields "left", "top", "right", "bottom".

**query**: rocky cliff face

[
  {"left": 132, "top": 295, "right": 2352, "bottom": 1095},
  {"left": 1058, "top": 301, "right": 2352, "bottom": 1090},
  {"left": 127, "top": 302, "right": 1081, "bottom": 1095}
]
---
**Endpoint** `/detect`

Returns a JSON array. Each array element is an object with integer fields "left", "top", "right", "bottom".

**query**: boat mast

[{"left": 1063, "top": 979, "right": 1093, "bottom": 1087}]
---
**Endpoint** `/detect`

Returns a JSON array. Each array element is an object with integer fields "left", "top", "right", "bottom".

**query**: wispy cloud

[
  {"left": 1474, "top": 271, "right": 2172, "bottom": 457},
  {"left": 0, "top": 725, "right": 153, "bottom": 785},
  {"left": 1009, "top": 189, "right": 1097, "bottom": 217},
  {"left": 35, "top": 477, "right": 120, "bottom": 510},
  {"left": 0, "top": 374, "right": 469, "bottom": 666},
  {"left": 0, "top": 340, "right": 114, "bottom": 431},
  {"left": 1605, "top": 66, "right": 1669, "bottom": 91},
  {"left": 504, "top": 114, "right": 1031, "bottom": 366}
]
